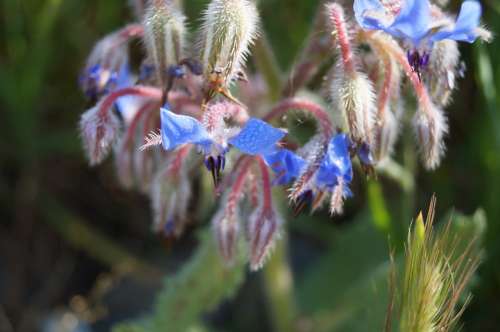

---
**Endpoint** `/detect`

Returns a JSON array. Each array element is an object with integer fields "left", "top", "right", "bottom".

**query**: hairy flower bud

[
  {"left": 373, "top": 108, "right": 399, "bottom": 161},
  {"left": 79, "top": 104, "right": 120, "bottom": 165},
  {"left": 143, "top": 0, "right": 186, "bottom": 86},
  {"left": 331, "top": 68, "right": 376, "bottom": 144},
  {"left": 200, "top": 0, "right": 259, "bottom": 87},
  {"left": 425, "top": 40, "right": 460, "bottom": 107},
  {"left": 247, "top": 207, "right": 281, "bottom": 271},
  {"left": 150, "top": 162, "right": 191, "bottom": 237},
  {"left": 212, "top": 207, "right": 240, "bottom": 265},
  {"left": 80, "top": 25, "right": 141, "bottom": 100},
  {"left": 413, "top": 103, "right": 448, "bottom": 170}
]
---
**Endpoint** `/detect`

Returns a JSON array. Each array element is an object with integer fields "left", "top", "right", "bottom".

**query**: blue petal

[
  {"left": 229, "top": 118, "right": 286, "bottom": 155},
  {"left": 160, "top": 108, "right": 212, "bottom": 151},
  {"left": 116, "top": 62, "right": 132, "bottom": 89},
  {"left": 264, "top": 149, "right": 306, "bottom": 185},
  {"left": 387, "top": 0, "right": 431, "bottom": 44},
  {"left": 431, "top": 1, "right": 481, "bottom": 43},
  {"left": 354, "top": 0, "right": 387, "bottom": 30},
  {"left": 316, "top": 134, "right": 353, "bottom": 188}
]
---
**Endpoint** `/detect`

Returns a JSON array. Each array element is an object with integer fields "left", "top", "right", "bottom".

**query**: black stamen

[{"left": 293, "top": 190, "right": 313, "bottom": 216}]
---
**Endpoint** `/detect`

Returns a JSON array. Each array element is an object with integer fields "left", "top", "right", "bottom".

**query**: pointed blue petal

[
  {"left": 229, "top": 118, "right": 286, "bottom": 155},
  {"left": 354, "top": 0, "right": 387, "bottom": 30},
  {"left": 431, "top": 1, "right": 481, "bottom": 43},
  {"left": 160, "top": 108, "right": 212, "bottom": 150},
  {"left": 264, "top": 149, "right": 306, "bottom": 185},
  {"left": 116, "top": 62, "right": 133, "bottom": 89},
  {"left": 316, "top": 134, "right": 353, "bottom": 189},
  {"left": 388, "top": 0, "right": 431, "bottom": 44}
]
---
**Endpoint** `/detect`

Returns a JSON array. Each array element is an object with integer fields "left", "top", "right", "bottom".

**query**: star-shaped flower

[
  {"left": 354, "top": 0, "right": 482, "bottom": 46},
  {"left": 159, "top": 107, "right": 286, "bottom": 184}
]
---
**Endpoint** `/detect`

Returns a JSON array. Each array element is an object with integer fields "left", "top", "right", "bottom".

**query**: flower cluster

[{"left": 78, "top": 0, "right": 487, "bottom": 270}]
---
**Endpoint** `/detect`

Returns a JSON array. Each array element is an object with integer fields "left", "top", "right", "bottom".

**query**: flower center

[{"left": 407, "top": 49, "right": 430, "bottom": 79}]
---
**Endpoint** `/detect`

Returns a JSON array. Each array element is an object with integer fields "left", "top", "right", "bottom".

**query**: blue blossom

[
  {"left": 315, "top": 134, "right": 353, "bottom": 196},
  {"left": 263, "top": 149, "right": 307, "bottom": 185},
  {"left": 160, "top": 106, "right": 286, "bottom": 183},
  {"left": 354, "top": 0, "right": 482, "bottom": 46},
  {"left": 80, "top": 61, "right": 132, "bottom": 100}
]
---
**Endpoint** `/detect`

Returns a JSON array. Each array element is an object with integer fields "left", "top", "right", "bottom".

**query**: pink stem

[
  {"left": 263, "top": 98, "right": 334, "bottom": 138},
  {"left": 327, "top": 4, "right": 355, "bottom": 74},
  {"left": 169, "top": 146, "right": 191, "bottom": 176},
  {"left": 97, "top": 86, "right": 163, "bottom": 118},
  {"left": 122, "top": 101, "right": 160, "bottom": 151},
  {"left": 377, "top": 57, "right": 393, "bottom": 118},
  {"left": 257, "top": 156, "right": 273, "bottom": 211},
  {"left": 226, "top": 157, "right": 254, "bottom": 217}
]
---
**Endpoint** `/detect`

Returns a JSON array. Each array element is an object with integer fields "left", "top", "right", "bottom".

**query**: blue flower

[
  {"left": 354, "top": 0, "right": 482, "bottom": 46},
  {"left": 80, "top": 61, "right": 132, "bottom": 100},
  {"left": 263, "top": 149, "right": 307, "bottom": 185},
  {"left": 315, "top": 134, "right": 353, "bottom": 196},
  {"left": 264, "top": 134, "right": 353, "bottom": 196},
  {"left": 160, "top": 106, "right": 286, "bottom": 183}
]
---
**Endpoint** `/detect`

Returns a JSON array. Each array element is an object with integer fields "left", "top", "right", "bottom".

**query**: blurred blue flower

[
  {"left": 80, "top": 61, "right": 132, "bottom": 100},
  {"left": 263, "top": 149, "right": 307, "bottom": 185},
  {"left": 316, "top": 134, "right": 353, "bottom": 196},
  {"left": 161, "top": 107, "right": 285, "bottom": 155},
  {"left": 354, "top": 0, "right": 482, "bottom": 46},
  {"left": 160, "top": 106, "right": 285, "bottom": 183}
]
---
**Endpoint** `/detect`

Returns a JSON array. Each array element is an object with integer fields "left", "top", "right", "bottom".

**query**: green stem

[
  {"left": 252, "top": 33, "right": 283, "bottom": 101},
  {"left": 263, "top": 233, "right": 298, "bottom": 332}
]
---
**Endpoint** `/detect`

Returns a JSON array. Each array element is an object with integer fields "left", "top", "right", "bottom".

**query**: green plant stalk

[
  {"left": 42, "top": 198, "right": 160, "bottom": 281},
  {"left": 252, "top": 33, "right": 283, "bottom": 102},
  {"left": 113, "top": 231, "right": 246, "bottom": 332},
  {"left": 263, "top": 233, "right": 297, "bottom": 332}
]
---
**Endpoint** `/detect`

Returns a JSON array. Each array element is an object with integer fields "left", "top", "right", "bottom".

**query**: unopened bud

[
  {"left": 143, "top": 0, "right": 186, "bottom": 86},
  {"left": 247, "top": 207, "right": 281, "bottom": 271},
  {"left": 79, "top": 104, "right": 120, "bottom": 165},
  {"left": 373, "top": 108, "right": 399, "bottom": 161},
  {"left": 425, "top": 40, "right": 460, "bottom": 107},
  {"left": 150, "top": 163, "right": 191, "bottom": 237},
  {"left": 212, "top": 207, "right": 240, "bottom": 265},
  {"left": 331, "top": 69, "right": 376, "bottom": 145},
  {"left": 200, "top": 0, "right": 259, "bottom": 87},
  {"left": 80, "top": 28, "right": 134, "bottom": 100},
  {"left": 413, "top": 103, "right": 448, "bottom": 170},
  {"left": 114, "top": 139, "right": 135, "bottom": 189}
]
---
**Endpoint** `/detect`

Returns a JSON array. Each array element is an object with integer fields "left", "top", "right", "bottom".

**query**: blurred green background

[{"left": 1, "top": 0, "right": 500, "bottom": 331}]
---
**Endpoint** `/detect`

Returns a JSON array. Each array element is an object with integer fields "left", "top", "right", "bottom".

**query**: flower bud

[
  {"left": 80, "top": 28, "right": 133, "bottom": 100},
  {"left": 200, "top": 0, "right": 259, "bottom": 87},
  {"left": 413, "top": 103, "right": 448, "bottom": 170},
  {"left": 150, "top": 163, "right": 191, "bottom": 237},
  {"left": 373, "top": 107, "right": 399, "bottom": 161},
  {"left": 114, "top": 139, "right": 135, "bottom": 189},
  {"left": 143, "top": 0, "right": 186, "bottom": 86},
  {"left": 330, "top": 68, "right": 376, "bottom": 145},
  {"left": 79, "top": 104, "right": 120, "bottom": 165},
  {"left": 247, "top": 207, "right": 281, "bottom": 271},
  {"left": 425, "top": 40, "right": 460, "bottom": 107},
  {"left": 212, "top": 207, "right": 240, "bottom": 265}
]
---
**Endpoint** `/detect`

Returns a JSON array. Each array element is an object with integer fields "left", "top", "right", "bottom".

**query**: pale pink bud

[
  {"left": 413, "top": 103, "right": 448, "bottom": 170},
  {"left": 330, "top": 68, "right": 377, "bottom": 144},
  {"left": 150, "top": 163, "right": 191, "bottom": 237},
  {"left": 247, "top": 207, "right": 281, "bottom": 271},
  {"left": 373, "top": 108, "right": 399, "bottom": 161},
  {"left": 212, "top": 207, "right": 240, "bottom": 265},
  {"left": 79, "top": 105, "right": 120, "bottom": 166}
]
